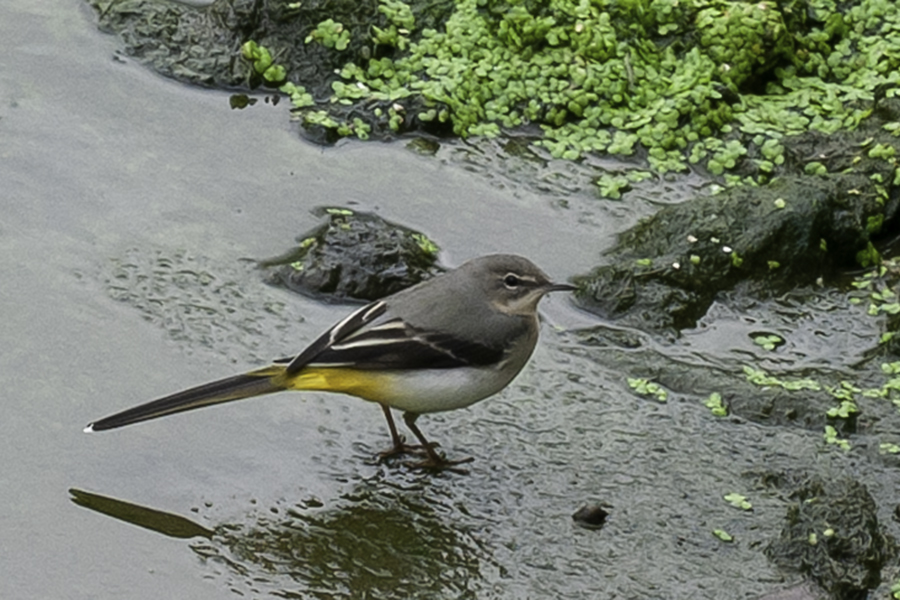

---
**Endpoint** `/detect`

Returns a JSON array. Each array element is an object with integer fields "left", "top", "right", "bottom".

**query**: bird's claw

[{"left": 377, "top": 437, "right": 439, "bottom": 462}]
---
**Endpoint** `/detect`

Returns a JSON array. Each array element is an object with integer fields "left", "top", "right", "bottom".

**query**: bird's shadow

[{"left": 69, "top": 477, "right": 493, "bottom": 598}]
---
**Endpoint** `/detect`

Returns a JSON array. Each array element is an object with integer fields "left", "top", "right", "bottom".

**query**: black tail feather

[{"left": 85, "top": 370, "right": 284, "bottom": 432}]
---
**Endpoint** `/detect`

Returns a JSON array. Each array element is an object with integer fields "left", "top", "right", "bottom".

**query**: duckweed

[
  {"left": 753, "top": 334, "right": 783, "bottom": 351},
  {"left": 723, "top": 492, "right": 752, "bottom": 511},
  {"left": 824, "top": 425, "right": 851, "bottom": 450},
  {"left": 241, "top": 40, "right": 287, "bottom": 84},
  {"left": 713, "top": 529, "right": 734, "bottom": 542},
  {"left": 305, "top": 19, "right": 351, "bottom": 51},
  {"left": 705, "top": 392, "right": 727, "bottom": 416},
  {"left": 239, "top": 0, "right": 900, "bottom": 185},
  {"left": 736, "top": 258, "right": 900, "bottom": 454},
  {"left": 627, "top": 377, "right": 668, "bottom": 402}
]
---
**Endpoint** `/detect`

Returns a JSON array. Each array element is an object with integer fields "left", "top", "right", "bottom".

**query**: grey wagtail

[{"left": 85, "top": 254, "right": 574, "bottom": 469}]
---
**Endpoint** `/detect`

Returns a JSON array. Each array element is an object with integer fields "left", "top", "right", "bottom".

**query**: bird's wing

[
  {"left": 285, "top": 300, "right": 388, "bottom": 373},
  {"left": 286, "top": 300, "right": 504, "bottom": 372}
]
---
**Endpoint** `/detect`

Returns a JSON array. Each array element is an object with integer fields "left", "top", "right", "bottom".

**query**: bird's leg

[
  {"left": 402, "top": 411, "right": 473, "bottom": 473},
  {"left": 377, "top": 404, "right": 428, "bottom": 460}
]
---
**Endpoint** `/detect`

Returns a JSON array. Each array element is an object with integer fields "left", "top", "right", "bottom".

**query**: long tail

[{"left": 85, "top": 366, "right": 287, "bottom": 432}]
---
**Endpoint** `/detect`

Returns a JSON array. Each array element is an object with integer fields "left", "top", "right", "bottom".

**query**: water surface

[{"left": 2, "top": 2, "right": 895, "bottom": 599}]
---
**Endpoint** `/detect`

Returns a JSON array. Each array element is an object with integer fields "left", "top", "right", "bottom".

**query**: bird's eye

[{"left": 503, "top": 273, "right": 520, "bottom": 288}]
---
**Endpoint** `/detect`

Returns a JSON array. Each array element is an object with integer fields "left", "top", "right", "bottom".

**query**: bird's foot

[{"left": 377, "top": 438, "right": 438, "bottom": 461}]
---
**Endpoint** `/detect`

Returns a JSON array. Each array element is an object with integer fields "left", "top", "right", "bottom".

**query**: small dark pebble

[{"left": 572, "top": 503, "right": 611, "bottom": 530}]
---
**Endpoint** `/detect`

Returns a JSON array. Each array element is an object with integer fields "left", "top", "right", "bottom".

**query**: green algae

[
  {"left": 272, "top": 0, "right": 900, "bottom": 179},
  {"left": 88, "top": 0, "right": 900, "bottom": 181},
  {"left": 730, "top": 257, "right": 900, "bottom": 454},
  {"left": 572, "top": 98, "right": 900, "bottom": 333}
]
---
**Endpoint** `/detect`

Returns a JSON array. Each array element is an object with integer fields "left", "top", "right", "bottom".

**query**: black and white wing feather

[
  {"left": 286, "top": 300, "right": 505, "bottom": 372},
  {"left": 285, "top": 300, "right": 388, "bottom": 374}
]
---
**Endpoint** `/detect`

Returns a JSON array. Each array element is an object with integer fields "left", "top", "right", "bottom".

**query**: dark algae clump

[
  {"left": 573, "top": 97, "right": 900, "bottom": 332},
  {"left": 765, "top": 475, "right": 894, "bottom": 600},
  {"left": 259, "top": 207, "right": 443, "bottom": 302}
]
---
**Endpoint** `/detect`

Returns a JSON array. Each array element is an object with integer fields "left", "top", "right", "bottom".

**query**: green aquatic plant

[
  {"left": 742, "top": 366, "right": 821, "bottom": 391},
  {"left": 705, "top": 392, "right": 727, "bottom": 416},
  {"left": 826, "top": 399, "right": 858, "bottom": 419},
  {"left": 99, "top": 0, "right": 900, "bottom": 185},
  {"left": 707, "top": 139, "right": 748, "bottom": 176},
  {"left": 824, "top": 425, "right": 851, "bottom": 450},
  {"left": 752, "top": 334, "right": 783, "bottom": 351},
  {"left": 280, "top": 82, "right": 315, "bottom": 108},
  {"left": 856, "top": 241, "right": 882, "bottom": 269},
  {"left": 627, "top": 377, "right": 668, "bottom": 402},
  {"left": 723, "top": 492, "right": 752, "bottom": 511},
  {"left": 241, "top": 40, "right": 287, "bottom": 84},
  {"left": 264, "top": 0, "right": 900, "bottom": 181},
  {"left": 881, "top": 443, "right": 900, "bottom": 454},
  {"left": 303, "top": 110, "right": 341, "bottom": 129},
  {"left": 305, "top": 19, "right": 351, "bottom": 51},
  {"left": 869, "top": 143, "right": 896, "bottom": 159},
  {"left": 411, "top": 233, "right": 439, "bottom": 255},
  {"left": 804, "top": 161, "right": 828, "bottom": 175},
  {"left": 712, "top": 529, "right": 733, "bottom": 542},
  {"left": 596, "top": 175, "right": 631, "bottom": 200},
  {"left": 373, "top": 0, "right": 416, "bottom": 50}
]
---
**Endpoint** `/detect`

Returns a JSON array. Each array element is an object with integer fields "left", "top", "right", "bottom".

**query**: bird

[{"left": 85, "top": 254, "right": 575, "bottom": 470}]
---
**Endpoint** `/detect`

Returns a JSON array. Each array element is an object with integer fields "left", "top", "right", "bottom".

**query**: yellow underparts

[{"left": 278, "top": 366, "right": 394, "bottom": 403}]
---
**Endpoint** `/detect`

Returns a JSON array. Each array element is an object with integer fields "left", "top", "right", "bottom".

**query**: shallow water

[{"left": 2, "top": 2, "right": 898, "bottom": 599}]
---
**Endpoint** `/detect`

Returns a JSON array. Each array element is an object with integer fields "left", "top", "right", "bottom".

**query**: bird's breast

[{"left": 287, "top": 364, "right": 524, "bottom": 414}]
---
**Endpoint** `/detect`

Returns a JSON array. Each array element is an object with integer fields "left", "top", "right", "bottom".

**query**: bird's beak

[{"left": 546, "top": 282, "right": 577, "bottom": 293}]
